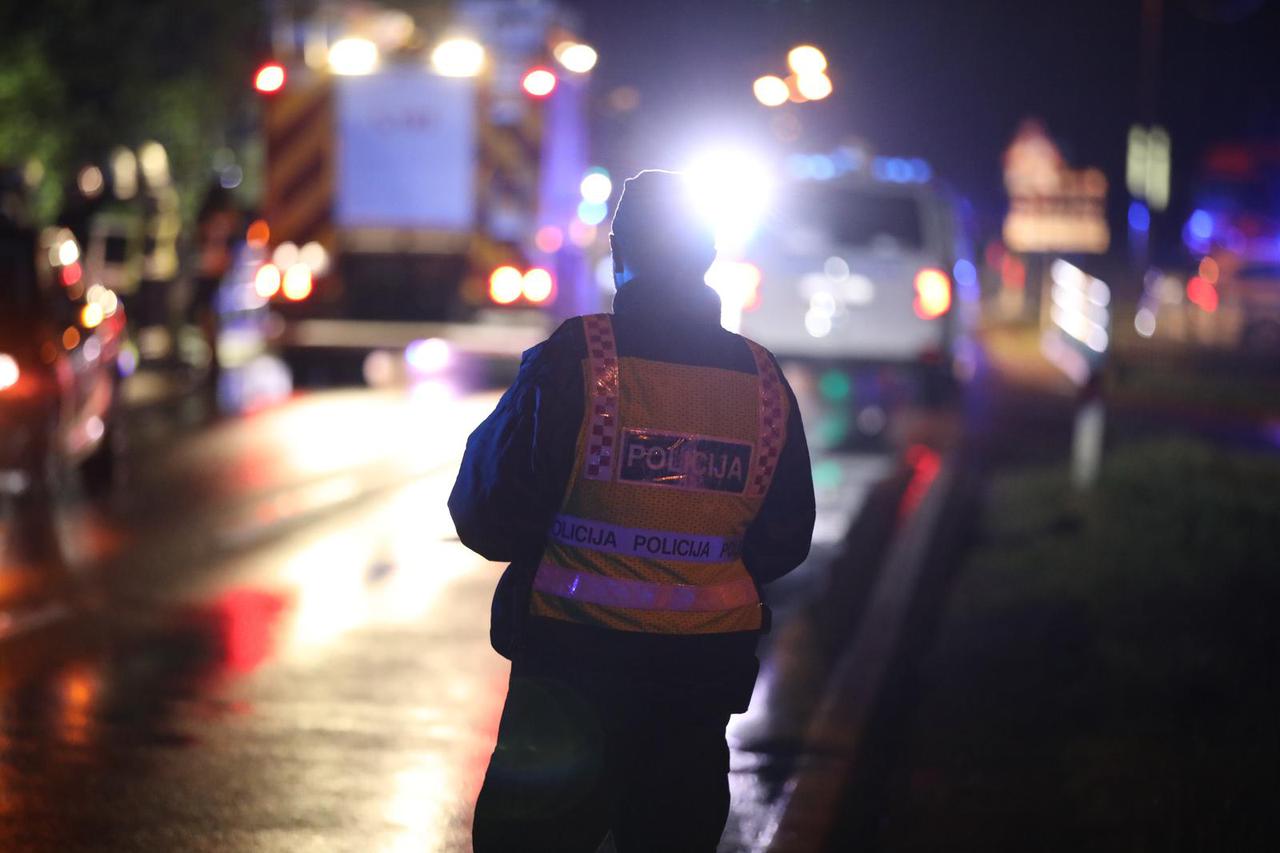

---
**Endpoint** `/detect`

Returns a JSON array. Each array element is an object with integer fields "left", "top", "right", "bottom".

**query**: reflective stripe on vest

[
  {"left": 744, "top": 340, "right": 785, "bottom": 498},
  {"left": 533, "top": 561, "right": 759, "bottom": 612},
  {"left": 549, "top": 513, "right": 741, "bottom": 563},
  {"left": 582, "top": 314, "right": 620, "bottom": 481}
]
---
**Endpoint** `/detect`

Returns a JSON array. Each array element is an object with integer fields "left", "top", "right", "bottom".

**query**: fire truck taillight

[
  {"left": 489, "top": 266, "right": 523, "bottom": 304},
  {"left": 522, "top": 268, "right": 555, "bottom": 303},
  {"left": 913, "top": 267, "right": 951, "bottom": 320},
  {"left": 254, "top": 63, "right": 286, "bottom": 95},
  {"left": 522, "top": 67, "right": 557, "bottom": 98}
]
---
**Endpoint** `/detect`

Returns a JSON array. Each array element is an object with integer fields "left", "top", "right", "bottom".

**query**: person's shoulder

[
  {"left": 733, "top": 332, "right": 783, "bottom": 367},
  {"left": 519, "top": 315, "right": 592, "bottom": 367}
]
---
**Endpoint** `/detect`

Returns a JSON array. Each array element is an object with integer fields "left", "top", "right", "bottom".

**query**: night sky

[{"left": 566, "top": 0, "right": 1280, "bottom": 243}]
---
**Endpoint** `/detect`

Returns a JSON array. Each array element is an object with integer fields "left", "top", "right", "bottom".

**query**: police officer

[{"left": 451, "top": 170, "right": 815, "bottom": 853}]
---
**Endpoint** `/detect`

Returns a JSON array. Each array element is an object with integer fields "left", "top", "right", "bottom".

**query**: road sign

[{"left": 1003, "top": 121, "right": 1110, "bottom": 254}]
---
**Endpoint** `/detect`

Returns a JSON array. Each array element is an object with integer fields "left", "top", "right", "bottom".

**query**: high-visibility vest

[{"left": 531, "top": 314, "right": 788, "bottom": 634}]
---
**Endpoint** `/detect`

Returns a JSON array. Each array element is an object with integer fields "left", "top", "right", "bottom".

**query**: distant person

[
  {"left": 191, "top": 182, "right": 243, "bottom": 385},
  {"left": 450, "top": 169, "right": 815, "bottom": 852}
]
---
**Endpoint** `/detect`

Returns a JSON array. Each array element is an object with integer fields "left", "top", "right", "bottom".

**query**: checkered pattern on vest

[
  {"left": 582, "top": 314, "right": 620, "bottom": 481},
  {"left": 745, "top": 341, "right": 784, "bottom": 498}
]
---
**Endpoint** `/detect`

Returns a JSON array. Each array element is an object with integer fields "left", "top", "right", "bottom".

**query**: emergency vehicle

[
  {"left": 1136, "top": 141, "right": 1280, "bottom": 354},
  {"left": 248, "top": 1, "right": 597, "bottom": 367},
  {"left": 708, "top": 148, "right": 978, "bottom": 415}
]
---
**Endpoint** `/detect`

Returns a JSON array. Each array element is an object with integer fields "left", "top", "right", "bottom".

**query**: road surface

[{"left": 0, "top": 375, "right": 893, "bottom": 852}]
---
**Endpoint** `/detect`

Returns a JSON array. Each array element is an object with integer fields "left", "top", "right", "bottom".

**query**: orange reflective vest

[{"left": 530, "top": 314, "right": 788, "bottom": 634}]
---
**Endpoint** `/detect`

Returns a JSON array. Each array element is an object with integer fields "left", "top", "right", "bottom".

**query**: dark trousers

[{"left": 472, "top": 665, "right": 733, "bottom": 853}]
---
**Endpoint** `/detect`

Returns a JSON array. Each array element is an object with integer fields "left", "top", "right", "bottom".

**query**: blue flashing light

[
  {"left": 888, "top": 158, "right": 912, "bottom": 182},
  {"left": 786, "top": 154, "right": 812, "bottom": 179},
  {"left": 809, "top": 154, "right": 836, "bottom": 180},
  {"left": 908, "top": 158, "right": 932, "bottom": 183},
  {"left": 577, "top": 199, "right": 608, "bottom": 226},
  {"left": 1128, "top": 201, "right": 1151, "bottom": 232},
  {"left": 1188, "top": 209, "right": 1213, "bottom": 242},
  {"left": 832, "top": 147, "right": 863, "bottom": 173},
  {"left": 952, "top": 258, "right": 977, "bottom": 293}
]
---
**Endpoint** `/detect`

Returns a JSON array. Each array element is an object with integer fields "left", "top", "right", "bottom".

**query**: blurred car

[
  {"left": 1135, "top": 253, "right": 1280, "bottom": 355},
  {"left": 1223, "top": 258, "right": 1280, "bottom": 353},
  {"left": 739, "top": 176, "right": 979, "bottom": 394},
  {"left": 0, "top": 222, "right": 126, "bottom": 497}
]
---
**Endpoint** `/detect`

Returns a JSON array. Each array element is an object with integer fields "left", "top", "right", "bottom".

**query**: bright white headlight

[{"left": 684, "top": 149, "right": 774, "bottom": 253}]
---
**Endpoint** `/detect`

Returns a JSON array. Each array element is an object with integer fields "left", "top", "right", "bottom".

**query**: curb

[{"left": 762, "top": 446, "right": 965, "bottom": 852}]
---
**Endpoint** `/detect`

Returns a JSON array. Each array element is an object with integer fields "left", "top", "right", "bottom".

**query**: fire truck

[{"left": 248, "top": 1, "right": 598, "bottom": 371}]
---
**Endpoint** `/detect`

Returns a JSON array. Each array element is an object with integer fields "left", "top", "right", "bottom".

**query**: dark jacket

[{"left": 448, "top": 279, "right": 815, "bottom": 710}]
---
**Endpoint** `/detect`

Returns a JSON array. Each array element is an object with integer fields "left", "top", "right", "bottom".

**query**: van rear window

[{"left": 784, "top": 188, "right": 924, "bottom": 250}]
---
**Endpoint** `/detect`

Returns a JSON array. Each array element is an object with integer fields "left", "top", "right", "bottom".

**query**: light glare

[
  {"left": 431, "top": 38, "right": 485, "bottom": 77},
  {"left": 796, "top": 71, "right": 833, "bottom": 101},
  {"left": 282, "top": 264, "right": 313, "bottom": 300},
  {"left": 489, "top": 266, "right": 523, "bottom": 304},
  {"left": 522, "top": 68, "right": 557, "bottom": 97},
  {"left": 255, "top": 264, "right": 282, "bottom": 298},
  {"left": 58, "top": 239, "right": 80, "bottom": 266},
  {"left": 554, "top": 42, "right": 598, "bottom": 73},
  {"left": 913, "top": 268, "right": 952, "bottom": 319},
  {"left": 685, "top": 150, "right": 774, "bottom": 252},
  {"left": 81, "top": 302, "right": 105, "bottom": 329},
  {"left": 329, "top": 37, "right": 379, "bottom": 75},
  {"left": 77, "top": 166, "right": 104, "bottom": 197},
  {"left": 580, "top": 171, "right": 613, "bottom": 204},
  {"left": 300, "top": 241, "right": 330, "bottom": 276},
  {"left": 0, "top": 353, "right": 18, "bottom": 390},
  {"left": 522, "top": 268, "right": 554, "bottom": 303},
  {"left": 787, "top": 45, "right": 827, "bottom": 76},
  {"left": 255, "top": 62, "right": 286, "bottom": 93},
  {"left": 753, "top": 75, "right": 789, "bottom": 107}
]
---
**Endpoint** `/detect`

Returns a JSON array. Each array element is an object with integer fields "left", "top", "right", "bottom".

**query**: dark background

[{"left": 567, "top": 0, "right": 1280, "bottom": 241}]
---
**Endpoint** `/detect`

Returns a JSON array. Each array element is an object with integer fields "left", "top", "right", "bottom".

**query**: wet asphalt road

[{"left": 0, "top": 376, "right": 894, "bottom": 852}]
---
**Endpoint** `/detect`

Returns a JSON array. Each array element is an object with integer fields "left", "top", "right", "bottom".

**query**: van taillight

[{"left": 913, "top": 268, "right": 951, "bottom": 319}]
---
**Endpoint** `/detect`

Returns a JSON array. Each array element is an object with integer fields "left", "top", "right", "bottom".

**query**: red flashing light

[
  {"left": 1186, "top": 276, "right": 1218, "bottom": 313},
  {"left": 522, "top": 67, "right": 557, "bottom": 98},
  {"left": 61, "top": 261, "right": 83, "bottom": 286},
  {"left": 255, "top": 62, "right": 286, "bottom": 94}
]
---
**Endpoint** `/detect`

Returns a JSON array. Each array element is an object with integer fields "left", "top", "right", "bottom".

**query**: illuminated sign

[{"left": 1002, "top": 121, "right": 1110, "bottom": 254}]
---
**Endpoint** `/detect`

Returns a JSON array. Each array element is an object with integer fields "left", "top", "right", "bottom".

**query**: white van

[{"left": 738, "top": 178, "right": 978, "bottom": 382}]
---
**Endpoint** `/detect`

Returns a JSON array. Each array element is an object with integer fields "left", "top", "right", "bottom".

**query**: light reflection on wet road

[{"left": 0, "top": 379, "right": 894, "bottom": 852}]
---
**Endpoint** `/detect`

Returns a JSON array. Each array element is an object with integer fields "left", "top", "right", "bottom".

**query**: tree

[{"left": 0, "top": 0, "right": 264, "bottom": 222}]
